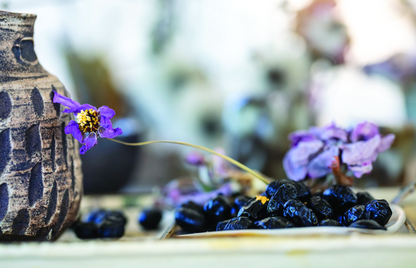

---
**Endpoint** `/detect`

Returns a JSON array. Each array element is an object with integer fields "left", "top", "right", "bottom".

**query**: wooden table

[{"left": 1, "top": 187, "right": 416, "bottom": 268}]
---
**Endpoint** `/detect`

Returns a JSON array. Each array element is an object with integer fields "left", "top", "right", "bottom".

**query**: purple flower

[
  {"left": 283, "top": 140, "right": 323, "bottom": 181},
  {"left": 288, "top": 130, "right": 318, "bottom": 147},
  {"left": 308, "top": 146, "right": 340, "bottom": 179},
  {"left": 186, "top": 152, "right": 205, "bottom": 166},
  {"left": 52, "top": 91, "right": 122, "bottom": 154},
  {"left": 283, "top": 122, "right": 395, "bottom": 181},
  {"left": 350, "top": 122, "right": 379, "bottom": 142},
  {"left": 316, "top": 123, "right": 348, "bottom": 142}
]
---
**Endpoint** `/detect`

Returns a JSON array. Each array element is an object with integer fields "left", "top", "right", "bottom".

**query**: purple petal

[
  {"left": 348, "top": 164, "right": 373, "bottom": 178},
  {"left": 290, "top": 140, "right": 324, "bottom": 165},
  {"left": 378, "top": 134, "right": 395, "bottom": 153},
  {"left": 80, "top": 133, "right": 98, "bottom": 154},
  {"left": 288, "top": 130, "right": 318, "bottom": 147},
  {"left": 64, "top": 120, "right": 83, "bottom": 144},
  {"left": 98, "top": 106, "right": 116, "bottom": 119},
  {"left": 342, "top": 135, "right": 381, "bottom": 166},
  {"left": 283, "top": 150, "right": 308, "bottom": 181},
  {"left": 350, "top": 122, "right": 379, "bottom": 142},
  {"left": 186, "top": 152, "right": 205, "bottom": 166},
  {"left": 64, "top": 103, "right": 97, "bottom": 115},
  {"left": 319, "top": 123, "right": 348, "bottom": 141},
  {"left": 52, "top": 91, "right": 97, "bottom": 115},
  {"left": 98, "top": 116, "right": 122, "bottom": 139},
  {"left": 53, "top": 91, "right": 81, "bottom": 110},
  {"left": 308, "top": 146, "right": 339, "bottom": 179}
]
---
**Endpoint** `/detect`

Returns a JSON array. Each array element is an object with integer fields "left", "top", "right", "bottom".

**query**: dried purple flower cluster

[{"left": 283, "top": 122, "right": 395, "bottom": 181}]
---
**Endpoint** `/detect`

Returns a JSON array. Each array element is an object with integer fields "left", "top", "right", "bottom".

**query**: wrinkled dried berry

[
  {"left": 204, "top": 195, "right": 232, "bottom": 223},
  {"left": 238, "top": 197, "right": 269, "bottom": 220},
  {"left": 175, "top": 207, "right": 208, "bottom": 233},
  {"left": 357, "top": 192, "right": 375, "bottom": 205},
  {"left": 267, "top": 183, "right": 297, "bottom": 216},
  {"left": 73, "top": 222, "right": 98, "bottom": 239},
  {"left": 255, "top": 216, "right": 294, "bottom": 229},
  {"left": 266, "top": 180, "right": 310, "bottom": 202},
  {"left": 97, "top": 220, "right": 125, "bottom": 238},
  {"left": 341, "top": 205, "right": 369, "bottom": 226},
  {"left": 323, "top": 185, "right": 357, "bottom": 213},
  {"left": 265, "top": 181, "right": 281, "bottom": 197},
  {"left": 231, "top": 195, "right": 251, "bottom": 215},
  {"left": 317, "top": 219, "right": 342, "bottom": 227},
  {"left": 308, "top": 196, "right": 333, "bottom": 221},
  {"left": 290, "top": 180, "right": 311, "bottom": 202},
  {"left": 365, "top": 199, "right": 392, "bottom": 226},
  {"left": 349, "top": 219, "right": 387, "bottom": 230},
  {"left": 283, "top": 200, "right": 318, "bottom": 227},
  {"left": 84, "top": 209, "right": 127, "bottom": 226},
  {"left": 139, "top": 208, "right": 163, "bottom": 230},
  {"left": 181, "top": 201, "right": 205, "bottom": 214},
  {"left": 216, "top": 217, "right": 253, "bottom": 231}
]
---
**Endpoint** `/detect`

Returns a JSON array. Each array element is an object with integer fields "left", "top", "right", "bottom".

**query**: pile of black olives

[{"left": 174, "top": 180, "right": 393, "bottom": 233}]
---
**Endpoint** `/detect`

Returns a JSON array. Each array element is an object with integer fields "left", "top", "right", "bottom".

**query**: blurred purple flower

[
  {"left": 316, "top": 123, "right": 348, "bottom": 142},
  {"left": 53, "top": 91, "right": 122, "bottom": 154},
  {"left": 350, "top": 122, "right": 379, "bottom": 142},
  {"left": 289, "top": 130, "right": 318, "bottom": 146},
  {"left": 283, "top": 140, "right": 323, "bottom": 181},
  {"left": 283, "top": 122, "right": 395, "bottom": 181},
  {"left": 186, "top": 152, "right": 205, "bottom": 166},
  {"left": 308, "top": 146, "right": 339, "bottom": 179}
]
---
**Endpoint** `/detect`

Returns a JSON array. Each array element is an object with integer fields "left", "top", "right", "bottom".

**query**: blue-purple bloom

[
  {"left": 53, "top": 91, "right": 122, "bottom": 154},
  {"left": 283, "top": 122, "right": 395, "bottom": 181}
]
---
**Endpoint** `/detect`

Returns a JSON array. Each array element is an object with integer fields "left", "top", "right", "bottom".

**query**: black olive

[
  {"left": 323, "top": 185, "right": 357, "bottom": 213},
  {"left": 203, "top": 195, "right": 232, "bottom": 223},
  {"left": 265, "top": 181, "right": 281, "bottom": 197},
  {"left": 216, "top": 217, "right": 253, "bottom": 231},
  {"left": 307, "top": 196, "right": 333, "bottom": 221},
  {"left": 357, "top": 192, "right": 375, "bottom": 205},
  {"left": 282, "top": 200, "right": 318, "bottom": 227},
  {"left": 180, "top": 201, "right": 205, "bottom": 214},
  {"left": 255, "top": 216, "right": 294, "bottom": 229},
  {"left": 267, "top": 183, "right": 298, "bottom": 216},
  {"left": 266, "top": 180, "right": 310, "bottom": 202},
  {"left": 365, "top": 199, "right": 392, "bottom": 226},
  {"left": 349, "top": 219, "right": 387, "bottom": 230},
  {"left": 238, "top": 196, "right": 269, "bottom": 220},
  {"left": 138, "top": 208, "right": 163, "bottom": 230},
  {"left": 97, "top": 220, "right": 125, "bottom": 239},
  {"left": 317, "top": 219, "right": 342, "bottom": 227},
  {"left": 340, "top": 205, "right": 369, "bottom": 226},
  {"left": 84, "top": 209, "right": 127, "bottom": 226},
  {"left": 73, "top": 222, "right": 98, "bottom": 239},
  {"left": 231, "top": 195, "right": 251, "bottom": 215},
  {"left": 175, "top": 207, "right": 208, "bottom": 233},
  {"left": 289, "top": 180, "right": 311, "bottom": 202}
]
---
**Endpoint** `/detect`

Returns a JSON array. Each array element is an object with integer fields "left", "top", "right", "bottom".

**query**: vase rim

[{"left": 0, "top": 10, "right": 37, "bottom": 19}]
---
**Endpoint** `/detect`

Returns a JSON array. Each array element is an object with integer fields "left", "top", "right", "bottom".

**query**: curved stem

[{"left": 109, "top": 139, "right": 269, "bottom": 184}]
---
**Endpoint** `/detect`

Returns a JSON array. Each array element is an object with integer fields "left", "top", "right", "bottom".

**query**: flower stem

[{"left": 109, "top": 139, "right": 269, "bottom": 184}]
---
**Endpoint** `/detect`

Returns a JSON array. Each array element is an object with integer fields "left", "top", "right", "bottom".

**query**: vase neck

[{"left": 0, "top": 10, "right": 46, "bottom": 81}]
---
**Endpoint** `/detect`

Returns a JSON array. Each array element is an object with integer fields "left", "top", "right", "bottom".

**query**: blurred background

[{"left": 2, "top": 0, "right": 416, "bottom": 193}]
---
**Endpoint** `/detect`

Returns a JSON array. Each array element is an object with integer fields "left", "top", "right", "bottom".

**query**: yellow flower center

[
  {"left": 76, "top": 109, "right": 100, "bottom": 134},
  {"left": 255, "top": 195, "right": 269, "bottom": 205}
]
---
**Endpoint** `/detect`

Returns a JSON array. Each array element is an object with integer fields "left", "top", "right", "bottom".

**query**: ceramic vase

[{"left": 0, "top": 10, "right": 82, "bottom": 241}]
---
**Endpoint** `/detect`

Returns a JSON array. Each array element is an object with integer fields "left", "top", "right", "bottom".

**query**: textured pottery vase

[{"left": 0, "top": 11, "right": 83, "bottom": 241}]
